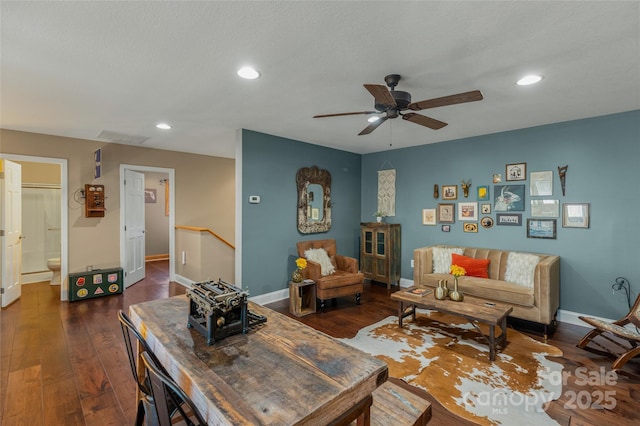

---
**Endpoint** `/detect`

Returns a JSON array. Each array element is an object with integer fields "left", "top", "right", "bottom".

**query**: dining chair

[
  {"left": 141, "top": 351, "right": 207, "bottom": 426},
  {"left": 118, "top": 309, "right": 158, "bottom": 426},
  {"left": 118, "top": 309, "right": 191, "bottom": 426}
]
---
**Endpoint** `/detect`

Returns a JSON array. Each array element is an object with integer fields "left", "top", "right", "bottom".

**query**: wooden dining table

[{"left": 129, "top": 295, "right": 388, "bottom": 425}]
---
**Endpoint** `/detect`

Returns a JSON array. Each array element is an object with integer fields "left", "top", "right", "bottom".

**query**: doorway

[
  {"left": 0, "top": 154, "right": 68, "bottom": 302},
  {"left": 119, "top": 164, "right": 175, "bottom": 287}
]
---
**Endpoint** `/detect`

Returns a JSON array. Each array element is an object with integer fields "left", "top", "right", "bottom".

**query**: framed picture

[
  {"left": 527, "top": 219, "right": 557, "bottom": 239},
  {"left": 496, "top": 213, "right": 522, "bottom": 226},
  {"left": 457, "top": 202, "right": 478, "bottom": 221},
  {"left": 463, "top": 222, "right": 478, "bottom": 233},
  {"left": 492, "top": 173, "right": 502, "bottom": 183},
  {"left": 477, "top": 185, "right": 490, "bottom": 201},
  {"left": 506, "top": 163, "right": 526, "bottom": 181},
  {"left": 530, "top": 171, "right": 553, "bottom": 196},
  {"left": 480, "top": 216, "right": 494, "bottom": 228},
  {"left": 441, "top": 225, "right": 451, "bottom": 232},
  {"left": 422, "top": 208, "right": 436, "bottom": 225},
  {"left": 494, "top": 185, "right": 525, "bottom": 211},
  {"left": 442, "top": 185, "right": 457, "bottom": 200},
  {"left": 144, "top": 188, "right": 157, "bottom": 203},
  {"left": 530, "top": 199, "right": 559, "bottom": 217},
  {"left": 481, "top": 203, "right": 492, "bottom": 214},
  {"left": 563, "top": 203, "right": 590, "bottom": 228},
  {"left": 437, "top": 203, "right": 455, "bottom": 223}
]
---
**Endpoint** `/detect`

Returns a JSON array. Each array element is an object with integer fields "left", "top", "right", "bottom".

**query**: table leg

[
  {"left": 489, "top": 325, "right": 496, "bottom": 361},
  {"left": 398, "top": 302, "right": 404, "bottom": 327}
]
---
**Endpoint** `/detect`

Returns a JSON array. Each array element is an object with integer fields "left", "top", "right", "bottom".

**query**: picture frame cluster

[{"left": 422, "top": 162, "right": 590, "bottom": 238}]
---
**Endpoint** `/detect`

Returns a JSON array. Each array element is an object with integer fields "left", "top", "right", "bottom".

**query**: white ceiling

[{"left": 1, "top": 1, "right": 639, "bottom": 159}]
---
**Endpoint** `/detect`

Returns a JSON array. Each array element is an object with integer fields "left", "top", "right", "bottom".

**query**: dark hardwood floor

[{"left": 1, "top": 260, "right": 638, "bottom": 425}]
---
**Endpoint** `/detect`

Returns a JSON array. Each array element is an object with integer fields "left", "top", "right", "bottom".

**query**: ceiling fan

[{"left": 313, "top": 74, "right": 483, "bottom": 135}]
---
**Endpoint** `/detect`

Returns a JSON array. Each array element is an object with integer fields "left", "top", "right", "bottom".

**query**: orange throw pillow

[{"left": 451, "top": 253, "right": 490, "bottom": 278}]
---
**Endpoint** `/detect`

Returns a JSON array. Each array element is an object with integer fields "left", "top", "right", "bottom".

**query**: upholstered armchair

[{"left": 296, "top": 239, "right": 364, "bottom": 312}]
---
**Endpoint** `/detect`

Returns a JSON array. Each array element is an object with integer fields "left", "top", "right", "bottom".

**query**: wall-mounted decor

[
  {"left": 457, "top": 202, "right": 478, "bottom": 221},
  {"left": 441, "top": 225, "right": 451, "bottom": 232},
  {"left": 442, "top": 185, "right": 457, "bottom": 200},
  {"left": 480, "top": 216, "right": 494, "bottom": 228},
  {"left": 531, "top": 199, "right": 559, "bottom": 217},
  {"left": 296, "top": 166, "right": 331, "bottom": 234},
  {"left": 506, "top": 163, "right": 526, "bottom": 181},
  {"left": 496, "top": 213, "right": 522, "bottom": 226},
  {"left": 494, "top": 185, "right": 525, "bottom": 211},
  {"left": 481, "top": 203, "right": 492, "bottom": 214},
  {"left": 461, "top": 179, "right": 471, "bottom": 198},
  {"left": 530, "top": 171, "right": 553, "bottom": 196},
  {"left": 562, "top": 203, "right": 589, "bottom": 228},
  {"left": 477, "top": 185, "right": 489, "bottom": 201},
  {"left": 422, "top": 208, "right": 436, "bottom": 225},
  {"left": 558, "top": 165, "right": 568, "bottom": 196},
  {"left": 437, "top": 203, "right": 455, "bottom": 223},
  {"left": 527, "top": 219, "right": 557, "bottom": 239},
  {"left": 378, "top": 169, "right": 396, "bottom": 217},
  {"left": 433, "top": 184, "right": 439, "bottom": 199},
  {"left": 463, "top": 222, "right": 478, "bottom": 233},
  {"left": 145, "top": 188, "right": 157, "bottom": 203},
  {"left": 493, "top": 173, "right": 502, "bottom": 183}
]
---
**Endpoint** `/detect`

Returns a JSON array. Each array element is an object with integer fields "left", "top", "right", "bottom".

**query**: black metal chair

[
  {"left": 119, "top": 309, "right": 192, "bottom": 426},
  {"left": 141, "top": 351, "right": 207, "bottom": 426},
  {"left": 118, "top": 309, "right": 158, "bottom": 426}
]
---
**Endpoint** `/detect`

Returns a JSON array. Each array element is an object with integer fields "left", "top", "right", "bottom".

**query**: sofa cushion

[
  {"left": 304, "top": 248, "right": 336, "bottom": 276},
  {"left": 451, "top": 253, "right": 490, "bottom": 278},
  {"left": 505, "top": 252, "right": 540, "bottom": 288},
  {"left": 432, "top": 247, "right": 464, "bottom": 273}
]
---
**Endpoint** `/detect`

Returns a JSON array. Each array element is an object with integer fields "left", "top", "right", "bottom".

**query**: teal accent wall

[
  {"left": 241, "top": 130, "right": 362, "bottom": 296},
  {"left": 361, "top": 110, "right": 640, "bottom": 319}
]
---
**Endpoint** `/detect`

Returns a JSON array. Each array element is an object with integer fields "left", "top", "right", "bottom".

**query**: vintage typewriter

[{"left": 186, "top": 279, "right": 266, "bottom": 345}]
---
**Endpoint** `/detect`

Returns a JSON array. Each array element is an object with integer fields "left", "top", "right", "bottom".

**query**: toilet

[{"left": 47, "top": 257, "right": 61, "bottom": 285}]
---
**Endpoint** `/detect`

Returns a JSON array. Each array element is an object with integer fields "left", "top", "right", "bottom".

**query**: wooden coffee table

[{"left": 391, "top": 287, "right": 513, "bottom": 361}]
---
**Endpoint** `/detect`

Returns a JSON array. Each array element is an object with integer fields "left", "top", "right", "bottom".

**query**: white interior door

[
  {"left": 124, "top": 169, "right": 145, "bottom": 287},
  {"left": 1, "top": 160, "right": 23, "bottom": 307}
]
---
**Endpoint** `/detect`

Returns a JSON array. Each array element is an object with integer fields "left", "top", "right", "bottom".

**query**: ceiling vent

[{"left": 97, "top": 130, "right": 150, "bottom": 144}]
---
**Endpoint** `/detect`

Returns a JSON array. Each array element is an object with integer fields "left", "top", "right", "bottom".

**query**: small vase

[
  {"left": 434, "top": 280, "right": 447, "bottom": 300},
  {"left": 449, "top": 277, "right": 464, "bottom": 302},
  {"left": 376, "top": 216, "right": 382, "bottom": 223},
  {"left": 292, "top": 268, "right": 303, "bottom": 283}
]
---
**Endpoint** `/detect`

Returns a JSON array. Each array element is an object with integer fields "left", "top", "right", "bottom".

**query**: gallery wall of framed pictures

[{"left": 422, "top": 162, "right": 590, "bottom": 239}]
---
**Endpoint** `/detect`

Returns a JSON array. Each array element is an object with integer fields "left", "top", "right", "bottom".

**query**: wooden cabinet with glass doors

[{"left": 360, "top": 223, "right": 401, "bottom": 289}]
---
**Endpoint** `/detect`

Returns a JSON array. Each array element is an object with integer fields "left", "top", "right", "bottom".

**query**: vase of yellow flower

[
  {"left": 292, "top": 257, "right": 307, "bottom": 283},
  {"left": 449, "top": 264, "right": 466, "bottom": 302}
]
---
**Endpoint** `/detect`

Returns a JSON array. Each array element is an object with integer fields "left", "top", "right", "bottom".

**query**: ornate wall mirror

[{"left": 296, "top": 166, "right": 331, "bottom": 233}]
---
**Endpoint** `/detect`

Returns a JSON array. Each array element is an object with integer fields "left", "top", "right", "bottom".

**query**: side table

[{"left": 289, "top": 280, "right": 316, "bottom": 317}]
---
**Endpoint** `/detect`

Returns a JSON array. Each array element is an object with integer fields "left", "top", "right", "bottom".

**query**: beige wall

[
  {"left": 1, "top": 129, "right": 235, "bottom": 277},
  {"left": 17, "top": 161, "right": 61, "bottom": 185}
]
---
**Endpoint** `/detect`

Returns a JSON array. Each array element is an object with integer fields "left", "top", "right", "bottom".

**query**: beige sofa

[{"left": 413, "top": 245, "right": 560, "bottom": 329}]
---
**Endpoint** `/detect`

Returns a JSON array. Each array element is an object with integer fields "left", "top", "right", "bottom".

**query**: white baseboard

[
  {"left": 249, "top": 288, "right": 289, "bottom": 305},
  {"left": 22, "top": 271, "right": 52, "bottom": 284},
  {"left": 173, "top": 274, "right": 193, "bottom": 288}
]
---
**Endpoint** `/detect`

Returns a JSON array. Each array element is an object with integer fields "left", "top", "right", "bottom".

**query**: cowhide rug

[{"left": 340, "top": 310, "right": 564, "bottom": 425}]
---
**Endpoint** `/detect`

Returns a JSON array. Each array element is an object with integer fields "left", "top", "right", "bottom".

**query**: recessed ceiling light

[
  {"left": 237, "top": 66, "right": 260, "bottom": 80},
  {"left": 368, "top": 116, "right": 380, "bottom": 123},
  {"left": 517, "top": 74, "right": 543, "bottom": 86},
  {"left": 156, "top": 123, "right": 171, "bottom": 130}
]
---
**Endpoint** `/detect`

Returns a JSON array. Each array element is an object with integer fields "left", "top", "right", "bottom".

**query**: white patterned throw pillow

[
  {"left": 304, "top": 248, "right": 336, "bottom": 276},
  {"left": 432, "top": 247, "right": 464, "bottom": 274},
  {"left": 505, "top": 252, "right": 540, "bottom": 288}
]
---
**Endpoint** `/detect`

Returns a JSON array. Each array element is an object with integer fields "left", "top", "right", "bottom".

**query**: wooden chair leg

[{"left": 612, "top": 346, "right": 640, "bottom": 371}]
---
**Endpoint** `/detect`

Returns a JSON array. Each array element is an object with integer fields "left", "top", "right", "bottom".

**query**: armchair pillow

[{"left": 304, "top": 248, "right": 336, "bottom": 276}]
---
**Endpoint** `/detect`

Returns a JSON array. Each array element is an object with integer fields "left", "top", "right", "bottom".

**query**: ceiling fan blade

[
  {"left": 364, "top": 84, "right": 396, "bottom": 107},
  {"left": 313, "top": 111, "right": 378, "bottom": 118},
  {"left": 402, "top": 113, "right": 448, "bottom": 130},
  {"left": 358, "top": 117, "right": 388, "bottom": 135},
  {"left": 408, "top": 90, "right": 483, "bottom": 111}
]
